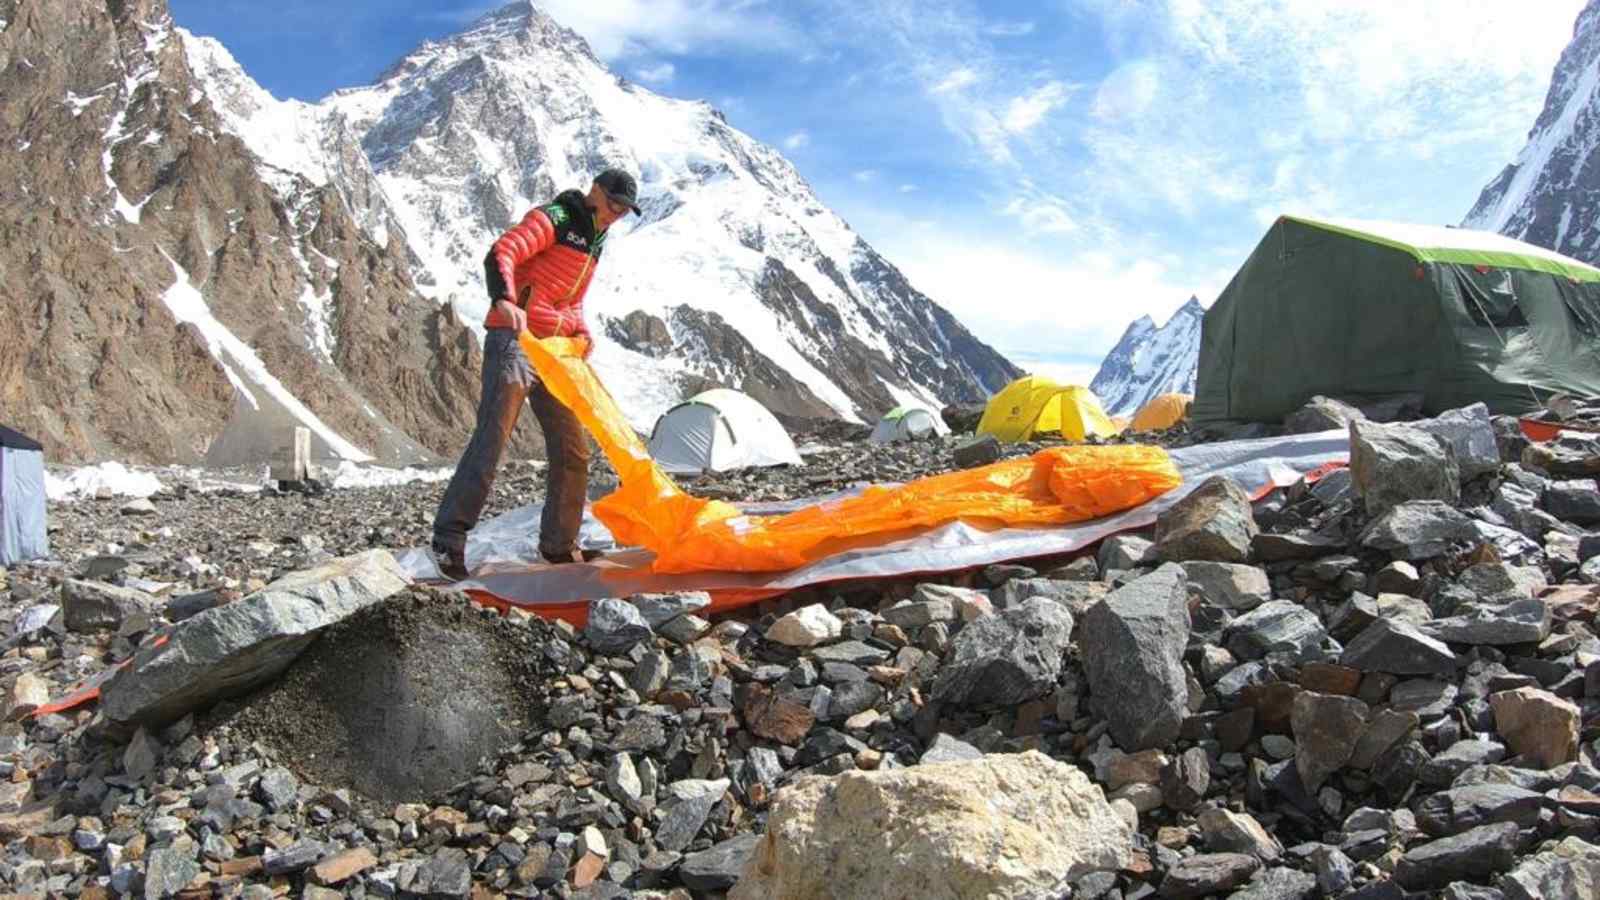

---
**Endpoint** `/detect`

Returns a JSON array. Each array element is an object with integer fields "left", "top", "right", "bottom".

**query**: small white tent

[
  {"left": 648, "top": 389, "right": 803, "bottom": 475},
  {"left": 1, "top": 425, "right": 48, "bottom": 565},
  {"left": 869, "top": 405, "right": 950, "bottom": 444}
]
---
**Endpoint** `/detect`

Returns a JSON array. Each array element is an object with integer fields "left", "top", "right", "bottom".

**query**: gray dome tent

[
  {"left": 869, "top": 405, "right": 949, "bottom": 443},
  {"left": 0, "top": 426, "right": 47, "bottom": 565}
]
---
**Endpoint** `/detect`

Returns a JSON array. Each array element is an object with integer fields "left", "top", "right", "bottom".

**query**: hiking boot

[
  {"left": 429, "top": 540, "right": 469, "bottom": 581},
  {"left": 540, "top": 547, "right": 605, "bottom": 565}
]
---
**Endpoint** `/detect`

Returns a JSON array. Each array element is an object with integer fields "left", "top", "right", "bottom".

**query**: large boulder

[
  {"left": 1349, "top": 419, "right": 1460, "bottom": 517},
  {"left": 101, "top": 550, "right": 411, "bottom": 731},
  {"left": 1155, "top": 477, "right": 1258, "bottom": 564},
  {"left": 729, "top": 751, "right": 1131, "bottom": 900},
  {"left": 1412, "top": 403, "right": 1500, "bottom": 481},
  {"left": 1081, "top": 565, "right": 1191, "bottom": 751},
  {"left": 1359, "top": 501, "right": 1478, "bottom": 560},
  {"left": 932, "top": 598, "right": 1074, "bottom": 707},
  {"left": 61, "top": 580, "right": 159, "bottom": 633},
  {"left": 1284, "top": 396, "right": 1365, "bottom": 435}
]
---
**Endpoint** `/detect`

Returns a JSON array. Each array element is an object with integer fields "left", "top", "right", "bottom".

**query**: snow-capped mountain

[
  {"left": 2, "top": 0, "right": 1014, "bottom": 467},
  {"left": 185, "top": 1, "right": 1018, "bottom": 431},
  {"left": 1463, "top": 0, "right": 1600, "bottom": 259},
  {"left": 1089, "top": 298, "right": 1204, "bottom": 416}
]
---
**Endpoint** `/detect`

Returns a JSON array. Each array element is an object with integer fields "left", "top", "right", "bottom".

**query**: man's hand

[{"left": 493, "top": 299, "right": 528, "bottom": 334}]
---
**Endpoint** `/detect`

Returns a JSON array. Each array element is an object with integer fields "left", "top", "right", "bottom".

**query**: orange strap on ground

[{"left": 519, "top": 334, "right": 1183, "bottom": 574}]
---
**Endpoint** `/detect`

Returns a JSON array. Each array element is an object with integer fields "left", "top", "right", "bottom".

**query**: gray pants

[{"left": 433, "top": 328, "right": 591, "bottom": 559}]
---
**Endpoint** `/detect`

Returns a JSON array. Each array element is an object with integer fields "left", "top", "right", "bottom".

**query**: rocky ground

[{"left": 4, "top": 402, "right": 1600, "bottom": 898}]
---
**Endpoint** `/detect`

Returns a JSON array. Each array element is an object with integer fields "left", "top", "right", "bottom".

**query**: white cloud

[
  {"left": 1001, "top": 81, "right": 1072, "bottom": 134},
  {"left": 535, "top": 0, "right": 800, "bottom": 58},
  {"left": 984, "top": 21, "right": 1036, "bottom": 38},
  {"left": 931, "top": 67, "right": 979, "bottom": 94},
  {"left": 898, "top": 183, "right": 918, "bottom": 193},
  {"left": 634, "top": 62, "right": 676, "bottom": 84},
  {"left": 853, "top": 169, "right": 878, "bottom": 183},
  {"left": 783, "top": 131, "right": 811, "bottom": 151}
]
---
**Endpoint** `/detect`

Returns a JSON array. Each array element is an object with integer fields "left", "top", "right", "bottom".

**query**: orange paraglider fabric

[{"left": 519, "top": 334, "right": 1183, "bottom": 574}]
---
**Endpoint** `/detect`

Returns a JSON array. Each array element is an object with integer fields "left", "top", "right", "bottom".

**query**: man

[{"left": 430, "top": 168, "right": 641, "bottom": 580}]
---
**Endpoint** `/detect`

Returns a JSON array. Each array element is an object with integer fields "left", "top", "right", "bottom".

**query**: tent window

[
  {"left": 1561, "top": 281, "right": 1600, "bottom": 336},
  {"left": 1455, "top": 266, "right": 1526, "bottom": 328}
]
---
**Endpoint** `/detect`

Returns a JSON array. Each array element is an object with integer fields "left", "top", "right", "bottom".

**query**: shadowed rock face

[{"left": 0, "top": 0, "right": 524, "bottom": 465}]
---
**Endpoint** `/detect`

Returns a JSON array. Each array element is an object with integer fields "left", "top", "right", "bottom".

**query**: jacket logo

[
  {"left": 566, "top": 234, "right": 589, "bottom": 249},
  {"left": 544, "top": 204, "right": 568, "bottom": 225}
]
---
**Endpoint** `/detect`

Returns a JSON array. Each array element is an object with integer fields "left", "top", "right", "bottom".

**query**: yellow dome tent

[
  {"left": 976, "top": 376, "right": 1118, "bottom": 442},
  {"left": 1131, "top": 393, "right": 1194, "bottom": 432}
]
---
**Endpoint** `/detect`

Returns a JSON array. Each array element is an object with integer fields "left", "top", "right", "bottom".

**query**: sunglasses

[{"left": 602, "top": 193, "right": 631, "bottom": 217}]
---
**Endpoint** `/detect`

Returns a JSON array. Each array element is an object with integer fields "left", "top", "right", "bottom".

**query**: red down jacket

[{"left": 482, "top": 189, "right": 606, "bottom": 339}]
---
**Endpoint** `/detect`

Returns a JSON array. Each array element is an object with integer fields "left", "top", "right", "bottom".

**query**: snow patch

[
  {"left": 158, "top": 252, "right": 372, "bottom": 461},
  {"left": 46, "top": 462, "right": 164, "bottom": 502},
  {"left": 324, "top": 460, "right": 454, "bottom": 490}
]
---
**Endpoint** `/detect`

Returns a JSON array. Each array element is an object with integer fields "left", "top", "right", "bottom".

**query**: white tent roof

[{"left": 869, "top": 405, "right": 948, "bottom": 443}]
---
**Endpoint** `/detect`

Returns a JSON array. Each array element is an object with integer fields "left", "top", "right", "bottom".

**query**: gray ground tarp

[
  {"left": 1, "top": 445, "right": 48, "bottom": 565},
  {"left": 399, "top": 430, "right": 1349, "bottom": 616}
]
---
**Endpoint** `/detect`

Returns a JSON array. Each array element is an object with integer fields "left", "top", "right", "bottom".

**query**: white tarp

[{"left": 399, "top": 429, "right": 1351, "bottom": 616}]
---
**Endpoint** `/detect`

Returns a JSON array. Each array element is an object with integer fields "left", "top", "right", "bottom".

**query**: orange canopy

[{"left": 519, "top": 335, "right": 1183, "bottom": 574}]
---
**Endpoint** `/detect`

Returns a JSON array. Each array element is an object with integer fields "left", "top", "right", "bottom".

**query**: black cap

[{"left": 595, "top": 168, "right": 640, "bottom": 215}]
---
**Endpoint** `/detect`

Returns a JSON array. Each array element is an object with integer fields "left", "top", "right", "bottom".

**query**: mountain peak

[{"left": 1090, "top": 298, "right": 1203, "bottom": 415}]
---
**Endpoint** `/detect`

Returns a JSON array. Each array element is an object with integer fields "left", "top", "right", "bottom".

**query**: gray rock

[
  {"left": 1224, "top": 600, "right": 1329, "bottom": 662},
  {"left": 1286, "top": 396, "right": 1366, "bottom": 434},
  {"left": 1499, "top": 838, "right": 1600, "bottom": 900},
  {"left": 920, "top": 733, "right": 984, "bottom": 765},
  {"left": 1198, "top": 807, "right": 1282, "bottom": 861},
  {"left": 1155, "top": 477, "right": 1259, "bottom": 564},
  {"left": 585, "top": 597, "right": 653, "bottom": 655},
  {"left": 1419, "top": 740, "right": 1508, "bottom": 788},
  {"left": 1422, "top": 598, "right": 1551, "bottom": 646},
  {"left": 810, "top": 640, "right": 890, "bottom": 666},
  {"left": 932, "top": 597, "right": 1074, "bottom": 707},
  {"left": 1360, "top": 501, "right": 1478, "bottom": 560},
  {"left": 1161, "top": 747, "right": 1210, "bottom": 812},
  {"left": 658, "top": 614, "right": 711, "bottom": 644},
  {"left": 1081, "top": 565, "right": 1191, "bottom": 751},
  {"left": 1413, "top": 404, "right": 1500, "bottom": 481},
  {"left": 1414, "top": 784, "right": 1549, "bottom": 837},
  {"left": 606, "top": 752, "right": 646, "bottom": 813},
  {"left": 882, "top": 598, "right": 957, "bottom": 630},
  {"left": 630, "top": 650, "right": 671, "bottom": 698},
  {"left": 1161, "top": 852, "right": 1261, "bottom": 899},
  {"left": 1099, "top": 535, "right": 1156, "bottom": 571},
  {"left": 1182, "top": 561, "right": 1271, "bottom": 611},
  {"left": 1312, "top": 846, "right": 1357, "bottom": 895},
  {"left": 1252, "top": 532, "right": 1346, "bottom": 562},
  {"left": 255, "top": 767, "right": 298, "bottom": 812},
  {"left": 953, "top": 435, "right": 1002, "bottom": 468},
  {"left": 410, "top": 847, "right": 472, "bottom": 898},
  {"left": 990, "top": 578, "right": 1107, "bottom": 615},
  {"left": 680, "top": 834, "right": 760, "bottom": 892},
  {"left": 1228, "top": 866, "right": 1317, "bottom": 900},
  {"left": 1292, "top": 692, "right": 1369, "bottom": 792},
  {"left": 630, "top": 591, "right": 711, "bottom": 628},
  {"left": 263, "top": 841, "right": 324, "bottom": 876},
  {"left": 123, "top": 727, "right": 160, "bottom": 780},
  {"left": 657, "top": 779, "right": 729, "bottom": 852},
  {"left": 1524, "top": 431, "right": 1600, "bottom": 478},
  {"left": 1351, "top": 419, "right": 1460, "bottom": 517},
  {"left": 1394, "top": 822, "right": 1521, "bottom": 891},
  {"left": 61, "top": 579, "right": 157, "bottom": 633},
  {"left": 1340, "top": 618, "right": 1456, "bottom": 676},
  {"left": 1543, "top": 480, "right": 1600, "bottom": 524},
  {"left": 143, "top": 845, "right": 200, "bottom": 899},
  {"left": 1349, "top": 709, "right": 1420, "bottom": 770},
  {"left": 101, "top": 550, "right": 410, "bottom": 731},
  {"left": 1390, "top": 679, "right": 1458, "bottom": 718}
]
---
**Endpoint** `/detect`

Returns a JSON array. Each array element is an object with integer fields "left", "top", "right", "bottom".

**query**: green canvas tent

[{"left": 1193, "top": 215, "right": 1600, "bottom": 425}]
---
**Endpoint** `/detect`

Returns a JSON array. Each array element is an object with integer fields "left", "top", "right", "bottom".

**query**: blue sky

[{"left": 170, "top": 0, "right": 1586, "bottom": 385}]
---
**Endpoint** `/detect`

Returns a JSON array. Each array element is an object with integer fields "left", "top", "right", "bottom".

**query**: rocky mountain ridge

[
  {"left": 2, "top": 0, "right": 1016, "bottom": 467},
  {"left": 1463, "top": 0, "right": 1600, "bottom": 260},
  {"left": 1090, "top": 297, "right": 1204, "bottom": 416}
]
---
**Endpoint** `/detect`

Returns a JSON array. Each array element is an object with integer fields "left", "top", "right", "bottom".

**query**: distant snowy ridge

[
  {"left": 1464, "top": 0, "right": 1600, "bottom": 260},
  {"left": 178, "top": 1, "right": 1018, "bottom": 431},
  {"left": 1090, "top": 297, "right": 1204, "bottom": 416}
]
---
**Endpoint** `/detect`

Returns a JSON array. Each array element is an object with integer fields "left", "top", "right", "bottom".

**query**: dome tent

[
  {"left": 976, "top": 376, "right": 1118, "bottom": 442},
  {"left": 1, "top": 425, "right": 47, "bottom": 565},
  {"left": 869, "top": 405, "right": 949, "bottom": 444},
  {"left": 648, "top": 389, "right": 803, "bottom": 474},
  {"left": 1131, "top": 393, "right": 1194, "bottom": 432}
]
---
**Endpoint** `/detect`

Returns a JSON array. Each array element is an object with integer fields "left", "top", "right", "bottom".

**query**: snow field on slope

[{"left": 158, "top": 253, "right": 373, "bottom": 462}]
